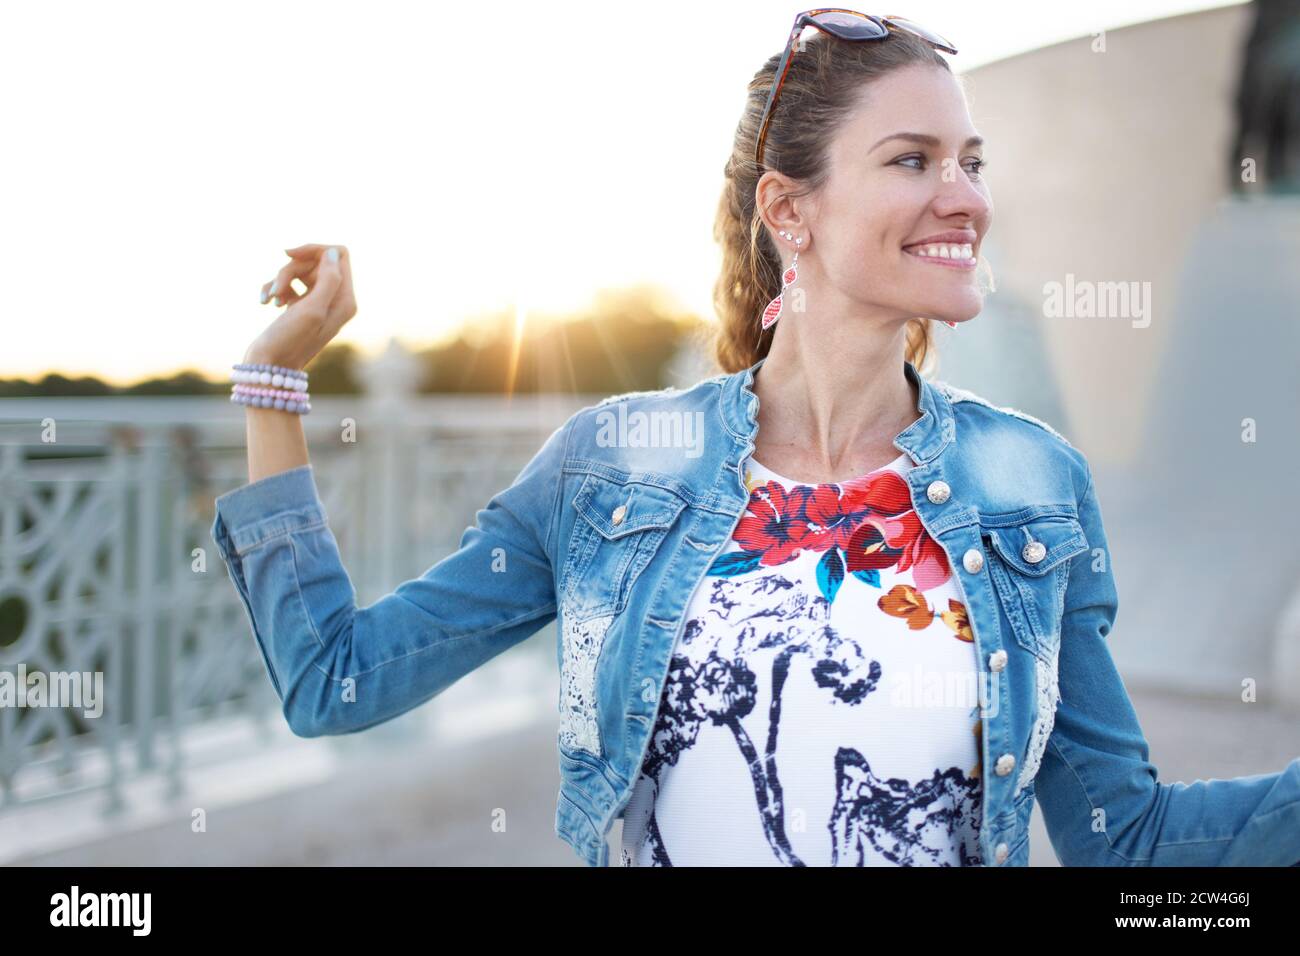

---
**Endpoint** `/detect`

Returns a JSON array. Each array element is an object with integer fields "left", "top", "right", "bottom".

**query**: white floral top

[{"left": 620, "top": 452, "right": 984, "bottom": 866}]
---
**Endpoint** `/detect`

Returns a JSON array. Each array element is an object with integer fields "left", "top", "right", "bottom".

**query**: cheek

[
  {"left": 822, "top": 177, "right": 909, "bottom": 250},
  {"left": 819, "top": 181, "right": 928, "bottom": 277},
  {"left": 828, "top": 211, "right": 905, "bottom": 266}
]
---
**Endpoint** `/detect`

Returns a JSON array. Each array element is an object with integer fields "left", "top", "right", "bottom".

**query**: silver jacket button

[
  {"left": 926, "top": 480, "right": 951, "bottom": 504},
  {"left": 994, "top": 842, "right": 1010, "bottom": 864},
  {"left": 962, "top": 548, "right": 984, "bottom": 574},
  {"left": 611, "top": 504, "right": 627, "bottom": 525},
  {"left": 988, "top": 649, "right": 1008, "bottom": 672},
  {"left": 1022, "top": 539, "right": 1047, "bottom": 564},
  {"left": 995, "top": 753, "right": 1016, "bottom": 776}
]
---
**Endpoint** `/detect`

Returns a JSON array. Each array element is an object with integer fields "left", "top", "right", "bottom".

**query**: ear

[{"left": 755, "top": 169, "right": 809, "bottom": 248}]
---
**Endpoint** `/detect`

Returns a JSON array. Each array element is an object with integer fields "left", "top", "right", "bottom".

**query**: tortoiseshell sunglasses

[{"left": 754, "top": 10, "right": 958, "bottom": 168}]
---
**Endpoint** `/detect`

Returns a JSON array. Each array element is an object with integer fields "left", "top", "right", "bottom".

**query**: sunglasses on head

[{"left": 754, "top": 10, "right": 958, "bottom": 168}]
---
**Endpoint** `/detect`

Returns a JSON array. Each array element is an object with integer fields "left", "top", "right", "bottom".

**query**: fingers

[
  {"left": 284, "top": 243, "right": 348, "bottom": 260},
  {"left": 270, "top": 277, "right": 308, "bottom": 307},
  {"left": 261, "top": 275, "right": 307, "bottom": 307},
  {"left": 261, "top": 256, "right": 319, "bottom": 307},
  {"left": 299, "top": 247, "right": 344, "bottom": 313},
  {"left": 266, "top": 244, "right": 354, "bottom": 324},
  {"left": 270, "top": 244, "right": 349, "bottom": 301}
]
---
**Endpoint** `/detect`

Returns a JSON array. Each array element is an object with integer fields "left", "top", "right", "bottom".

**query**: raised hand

[{"left": 245, "top": 244, "right": 358, "bottom": 369}]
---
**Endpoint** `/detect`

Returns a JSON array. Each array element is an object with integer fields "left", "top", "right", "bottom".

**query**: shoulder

[
  {"left": 555, "top": 375, "right": 726, "bottom": 469},
  {"left": 933, "top": 377, "right": 1090, "bottom": 493},
  {"left": 934, "top": 378, "right": 1072, "bottom": 446},
  {"left": 568, "top": 375, "right": 723, "bottom": 426}
]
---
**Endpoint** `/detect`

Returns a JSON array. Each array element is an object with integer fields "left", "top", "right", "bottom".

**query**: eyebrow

[{"left": 870, "top": 132, "right": 985, "bottom": 152}]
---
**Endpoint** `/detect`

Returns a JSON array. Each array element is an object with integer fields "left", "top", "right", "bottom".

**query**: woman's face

[{"left": 804, "top": 62, "right": 993, "bottom": 325}]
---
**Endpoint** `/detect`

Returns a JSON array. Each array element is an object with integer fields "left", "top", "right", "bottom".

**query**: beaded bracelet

[
  {"left": 230, "top": 362, "right": 311, "bottom": 414},
  {"left": 231, "top": 383, "right": 312, "bottom": 402},
  {"left": 230, "top": 389, "right": 312, "bottom": 413},
  {"left": 231, "top": 362, "right": 309, "bottom": 391}
]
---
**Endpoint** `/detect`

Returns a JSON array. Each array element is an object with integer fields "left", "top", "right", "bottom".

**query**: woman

[{"left": 212, "top": 14, "right": 1300, "bottom": 867}]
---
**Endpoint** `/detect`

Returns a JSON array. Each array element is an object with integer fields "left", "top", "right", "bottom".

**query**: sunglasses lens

[
  {"left": 882, "top": 17, "right": 957, "bottom": 53},
  {"left": 809, "top": 11, "right": 888, "bottom": 40}
]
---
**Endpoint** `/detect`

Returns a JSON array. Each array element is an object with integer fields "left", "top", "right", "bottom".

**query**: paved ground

[{"left": 8, "top": 680, "right": 1298, "bottom": 868}]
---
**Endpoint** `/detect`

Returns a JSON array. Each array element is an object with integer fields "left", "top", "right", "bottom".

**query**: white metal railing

[{"left": 0, "top": 341, "right": 601, "bottom": 817}]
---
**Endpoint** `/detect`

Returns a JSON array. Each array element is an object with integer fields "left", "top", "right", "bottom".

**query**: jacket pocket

[
  {"left": 556, "top": 471, "right": 690, "bottom": 760},
  {"left": 561, "top": 471, "right": 690, "bottom": 618},
  {"left": 979, "top": 510, "right": 1087, "bottom": 661}
]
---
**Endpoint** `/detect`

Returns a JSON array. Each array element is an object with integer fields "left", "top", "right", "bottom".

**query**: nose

[{"left": 932, "top": 164, "right": 991, "bottom": 223}]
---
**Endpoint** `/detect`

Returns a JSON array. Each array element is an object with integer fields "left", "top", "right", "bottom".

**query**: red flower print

[
  {"left": 733, "top": 480, "right": 815, "bottom": 566},
  {"left": 839, "top": 469, "right": 913, "bottom": 518},
  {"left": 843, "top": 517, "right": 902, "bottom": 574},
  {"left": 874, "top": 510, "right": 952, "bottom": 591},
  {"left": 726, "top": 465, "right": 953, "bottom": 593},
  {"left": 795, "top": 484, "right": 859, "bottom": 553},
  {"left": 786, "top": 469, "right": 913, "bottom": 554}
]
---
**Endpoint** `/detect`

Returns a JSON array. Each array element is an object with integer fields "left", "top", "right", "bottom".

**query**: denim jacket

[{"left": 210, "top": 356, "right": 1300, "bottom": 867}]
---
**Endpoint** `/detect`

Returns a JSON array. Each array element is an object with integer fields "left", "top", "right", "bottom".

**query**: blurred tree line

[{"left": 0, "top": 286, "right": 713, "bottom": 397}]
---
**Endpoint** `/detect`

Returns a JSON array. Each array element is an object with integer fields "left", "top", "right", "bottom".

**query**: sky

[{"left": 0, "top": 0, "right": 1244, "bottom": 385}]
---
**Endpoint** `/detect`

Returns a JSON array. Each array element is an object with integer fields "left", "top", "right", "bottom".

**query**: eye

[{"left": 893, "top": 154, "right": 988, "bottom": 179}]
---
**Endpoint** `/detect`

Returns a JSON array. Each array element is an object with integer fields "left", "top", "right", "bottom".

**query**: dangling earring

[{"left": 761, "top": 231, "right": 802, "bottom": 330}]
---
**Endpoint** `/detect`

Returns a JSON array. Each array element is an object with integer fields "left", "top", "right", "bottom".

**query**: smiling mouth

[{"left": 903, "top": 243, "right": 977, "bottom": 269}]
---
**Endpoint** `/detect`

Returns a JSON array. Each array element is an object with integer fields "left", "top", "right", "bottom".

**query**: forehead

[{"left": 831, "top": 64, "right": 978, "bottom": 153}]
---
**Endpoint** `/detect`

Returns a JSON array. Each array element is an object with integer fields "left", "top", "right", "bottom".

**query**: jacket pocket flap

[
  {"left": 573, "top": 473, "right": 688, "bottom": 540},
  {"left": 983, "top": 514, "right": 1087, "bottom": 576}
]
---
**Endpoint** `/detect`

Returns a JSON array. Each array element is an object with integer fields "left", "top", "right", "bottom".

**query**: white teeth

[{"left": 910, "top": 242, "right": 975, "bottom": 261}]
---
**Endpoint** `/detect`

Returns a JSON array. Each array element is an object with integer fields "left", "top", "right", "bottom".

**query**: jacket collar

[{"left": 719, "top": 354, "right": 954, "bottom": 467}]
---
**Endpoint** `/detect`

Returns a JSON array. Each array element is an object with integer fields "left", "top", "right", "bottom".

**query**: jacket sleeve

[
  {"left": 1035, "top": 460, "right": 1300, "bottom": 866},
  {"left": 208, "top": 415, "right": 574, "bottom": 738}
]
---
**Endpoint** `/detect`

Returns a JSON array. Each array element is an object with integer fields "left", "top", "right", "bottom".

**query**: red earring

[{"left": 761, "top": 231, "right": 801, "bottom": 330}]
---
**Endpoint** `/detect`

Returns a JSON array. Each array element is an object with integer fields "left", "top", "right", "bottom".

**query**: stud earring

[{"left": 761, "top": 232, "right": 802, "bottom": 330}]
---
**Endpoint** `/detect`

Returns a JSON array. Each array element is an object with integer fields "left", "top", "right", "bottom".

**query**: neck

[{"left": 750, "top": 312, "right": 921, "bottom": 479}]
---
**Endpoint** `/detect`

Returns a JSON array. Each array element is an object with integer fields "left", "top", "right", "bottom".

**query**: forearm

[
  {"left": 209, "top": 429, "right": 569, "bottom": 738},
  {"left": 241, "top": 344, "right": 310, "bottom": 485},
  {"left": 1143, "top": 757, "right": 1300, "bottom": 866},
  {"left": 245, "top": 405, "right": 309, "bottom": 485},
  {"left": 237, "top": 241, "right": 349, "bottom": 484}
]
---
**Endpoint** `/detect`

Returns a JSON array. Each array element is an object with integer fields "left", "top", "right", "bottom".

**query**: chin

[
  {"left": 922, "top": 299, "right": 982, "bottom": 325},
  {"left": 901, "top": 283, "right": 984, "bottom": 324},
  {"left": 941, "top": 291, "right": 977, "bottom": 321}
]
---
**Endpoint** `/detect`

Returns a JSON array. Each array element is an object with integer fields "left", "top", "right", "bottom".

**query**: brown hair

[{"left": 712, "top": 28, "right": 953, "bottom": 374}]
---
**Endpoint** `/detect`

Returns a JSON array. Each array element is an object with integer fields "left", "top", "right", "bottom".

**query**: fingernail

[
  {"left": 326, "top": 247, "right": 339, "bottom": 263},
  {"left": 273, "top": 296, "right": 282, "bottom": 307},
  {"left": 268, "top": 280, "right": 279, "bottom": 296},
  {"left": 260, "top": 288, "right": 269, "bottom": 304}
]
